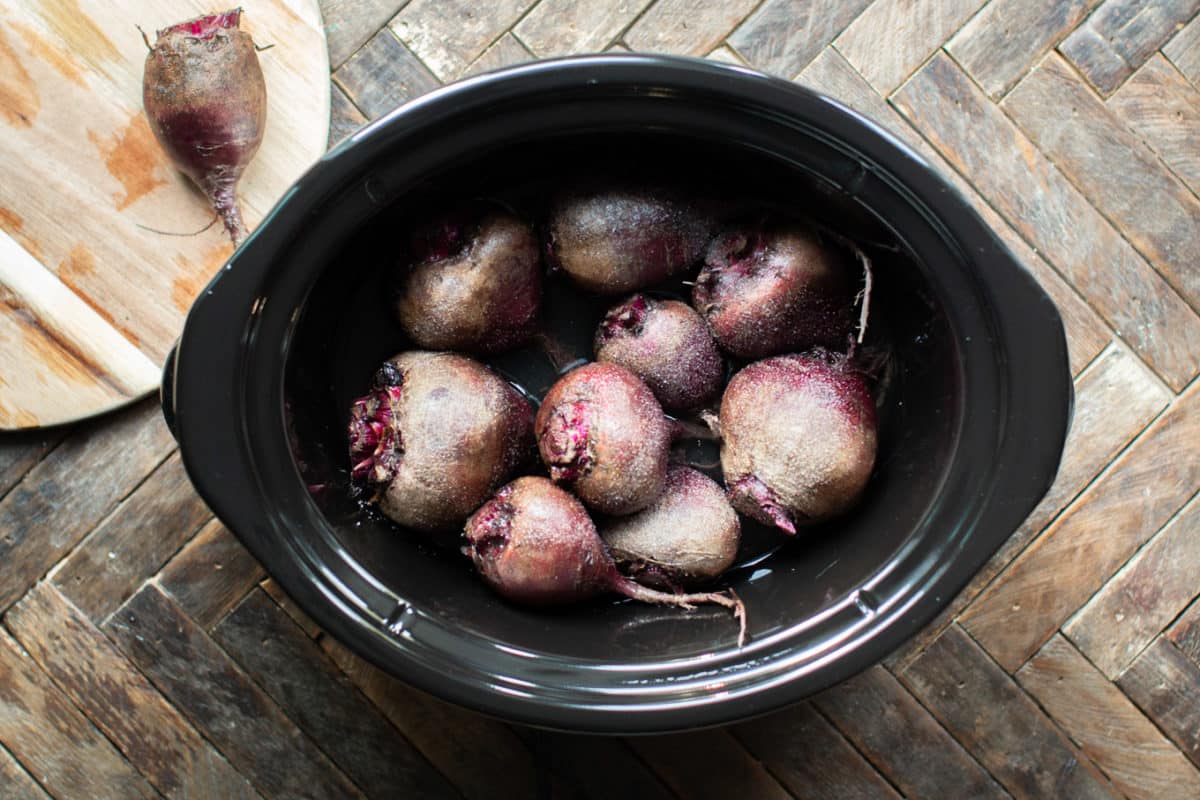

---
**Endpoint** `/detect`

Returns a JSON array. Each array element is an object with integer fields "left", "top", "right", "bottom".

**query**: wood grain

[
  {"left": 105, "top": 584, "right": 363, "bottom": 800},
  {"left": 1164, "top": 11, "right": 1200, "bottom": 84},
  {"left": 962, "top": 382, "right": 1200, "bottom": 671},
  {"left": 514, "top": 0, "right": 652, "bottom": 57},
  {"left": 900, "top": 625, "right": 1119, "bottom": 799},
  {"left": 1018, "top": 635, "right": 1200, "bottom": 799},
  {"left": 0, "top": 629, "right": 157, "bottom": 800},
  {"left": 3, "top": 5, "right": 1200, "bottom": 797},
  {"left": 1170, "top": 599, "right": 1200, "bottom": 666},
  {"left": 797, "top": 46, "right": 1111, "bottom": 377},
  {"left": 1003, "top": 51, "right": 1200, "bottom": 313},
  {"left": 321, "top": 636, "right": 541, "bottom": 800},
  {"left": 1065, "top": 494, "right": 1200, "bottom": 678},
  {"left": 0, "top": 299, "right": 131, "bottom": 430},
  {"left": 157, "top": 518, "right": 265, "bottom": 631},
  {"left": 0, "top": 400, "right": 172, "bottom": 612},
  {"left": 260, "top": 577, "right": 323, "bottom": 639},
  {"left": 1118, "top": 637, "right": 1200, "bottom": 768},
  {"left": 0, "top": 0, "right": 330, "bottom": 429},
  {"left": 0, "top": 742, "right": 51, "bottom": 800},
  {"left": 1002, "top": 343, "right": 1169, "bottom": 546},
  {"left": 1058, "top": 0, "right": 1200, "bottom": 95},
  {"left": 814, "top": 666, "right": 1009, "bottom": 798},
  {"left": 727, "top": 0, "right": 872, "bottom": 79},
  {"left": 323, "top": 0, "right": 410, "bottom": 69},
  {"left": 834, "top": 0, "right": 987, "bottom": 94},
  {"left": 0, "top": 233, "right": 159, "bottom": 427},
  {"left": 630, "top": 730, "right": 793, "bottom": 800},
  {"left": 625, "top": 0, "right": 759, "bottom": 56},
  {"left": 1108, "top": 54, "right": 1200, "bottom": 197},
  {"left": 50, "top": 451, "right": 211, "bottom": 622},
  {"left": 335, "top": 28, "right": 440, "bottom": 120},
  {"left": 0, "top": 426, "right": 61, "bottom": 500},
  {"left": 6, "top": 582, "right": 260, "bottom": 799},
  {"left": 705, "top": 45, "right": 749, "bottom": 65},
  {"left": 461, "top": 33, "right": 535, "bottom": 78},
  {"left": 328, "top": 81, "right": 368, "bottom": 147},
  {"left": 888, "top": 342, "right": 1168, "bottom": 669},
  {"left": 732, "top": 702, "right": 901, "bottom": 799},
  {"left": 947, "top": 0, "right": 1100, "bottom": 98},
  {"left": 892, "top": 52, "right": 1200, "bottom": 390},
  {"left": 391, "top": 0, "right": 533, "bottom": 80},
  {"left": 213, "top": 589, "right": 458, "bottom": 800}
]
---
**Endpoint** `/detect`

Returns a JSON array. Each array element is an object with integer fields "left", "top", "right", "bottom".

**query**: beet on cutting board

[{"left": 0, "top": 0, "right": 330, "bottom": 429}]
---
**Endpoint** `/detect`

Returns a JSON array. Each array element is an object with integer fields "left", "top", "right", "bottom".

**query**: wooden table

[{"left": 3, "top": 1, "right": 1199, "bottom": 797}]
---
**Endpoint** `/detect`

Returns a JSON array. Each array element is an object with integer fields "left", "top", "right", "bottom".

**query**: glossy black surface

[{"left": 164, "top": 55, "right": 1072, "bottom": 733}]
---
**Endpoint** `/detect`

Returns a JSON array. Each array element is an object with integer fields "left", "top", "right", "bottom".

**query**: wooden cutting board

[{"left": 0, "top": 0, "right": 330, "bottom": 430}]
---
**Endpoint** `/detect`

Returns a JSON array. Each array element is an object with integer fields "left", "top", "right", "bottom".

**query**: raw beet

[
  {"left": 693, "top": 220, "right": 856, "bottom": 359},
  {"left": 719, "top": 351, "right": 877, "bottom": 534},
  {"left": 464, "top": 476, "right": 746, "bottom": 644},
  {"left": 395, "top": 205, "right": 541, "bottom": 354},
  {"left": 594, "top": 294, "right": 724, "bottom": 413},
  {"left": 143, "top": 9, "right": 266, "bottom": 246},
  {"left": 544, "top": 186, "right": 714, "bottom": 294},
  {"left": 348, "top": 352, "right": 534, "bottom": 531},
  {"left": 535, "top": 363, "right": 670, "bottom": 515},
  {"left": 602, "top": 466, "right": 740, "bottom": 590}
]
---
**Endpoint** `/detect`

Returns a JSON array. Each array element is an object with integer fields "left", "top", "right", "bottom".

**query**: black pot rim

[{"left": 165, "top": 53, "right": 1073, "bottom": 734}]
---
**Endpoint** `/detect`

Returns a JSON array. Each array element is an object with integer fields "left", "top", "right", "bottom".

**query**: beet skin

[
  {"left": 395, "top": 205, "right": 542, "bottom": 354},
  {"left": 594, "top": 294, "right": 724, "bottom": 413},
  {"left": 694, "top": 221, "right": 856, "bottom": 359},
  {"left": 544, "top": 186, "right": 714, "bottom": 294},
  {"left": 602, "top": 466, "right": 740, "bottom": 590},
  {"left": 719, "top": 352, "right": 877, "bottom": 534},
  {"left": 535, "top": 363, "right": 671, "bottom": 515},
  {"left": 348, "top": 352, "right": 534, "bottom": 532}
]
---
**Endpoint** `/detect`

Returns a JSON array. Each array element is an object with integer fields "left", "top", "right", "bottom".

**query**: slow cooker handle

[{"left": 160, "top": 340, "right": 180, "bottom": 441}]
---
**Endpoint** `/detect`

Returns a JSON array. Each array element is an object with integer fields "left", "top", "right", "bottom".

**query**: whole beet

[
  {"left": 602, "top": 466, "right": 740, "bottom": 590},
  {"left": 464, "top": 477, "right": 746, "bottom": 644},
  {"left": 594, "top": 295, "right": 724, "bottom": 413},
  {"left": 536, "top": 363, "right": 670, "bottom": 515},
  {"left": 693, "top": 221, "right": 856, "bottom": 359},
  {"left": 720, "top": 352, "right": 877, "bottom": 534},
  {"left": 143, "top": 9, "right": 266, "bottom": 246},
  {"left": 348, "top": 352, "right": 534, "bottom": 531},
  {"left": 395, "top": 205, "right": 541, "bottom": 354},
  {"left": 544, "top": 186, "right": 713, "bottom": 294}
]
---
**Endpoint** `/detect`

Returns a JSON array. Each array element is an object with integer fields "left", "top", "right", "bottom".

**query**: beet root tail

[
  {"left": 613, "top": 576, "right": 748, "bottom": 647},
  {"left": 207, "top": 179, "right": 249, "bottom": 247}
]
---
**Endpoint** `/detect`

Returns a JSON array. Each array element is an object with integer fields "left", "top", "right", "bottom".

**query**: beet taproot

[
  {"left": 693, "top": 220, "right": 856, "bottom": 359},
  {"left": 395, "top": 204, "right": 542, "bottom": 354},
  {"left": 348, "top": 352, "right": 534, "bottom": 531},
  {"left": 464, "top": 476, "right": 746, "bottom": 644},
  {"left": 544, "top": 186, "right": 714, "bottom": 294},
  {"left": 535, "top": 363, "right": 671, "bottom": 515},
  {"left": 602, "top": 466, "right": 740, "bottom": 590},
  {"left": 594, "top": 294, "right": 724, "bottom": 413},
  {"left": 143, "top": 9, "right": 266, "bottom": 246},
  {"left": 719, "top": 351, "right": 877, "bottom": 534}
]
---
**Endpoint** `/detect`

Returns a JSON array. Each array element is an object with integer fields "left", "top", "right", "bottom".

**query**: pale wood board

[{"left": 0, "top": 0, "right": 330, "bottom": 430}]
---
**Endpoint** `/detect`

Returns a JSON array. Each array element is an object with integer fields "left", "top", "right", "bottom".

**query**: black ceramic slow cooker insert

[{"left": 162, "top": 55, "right": 1073, "bottom": 733}]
